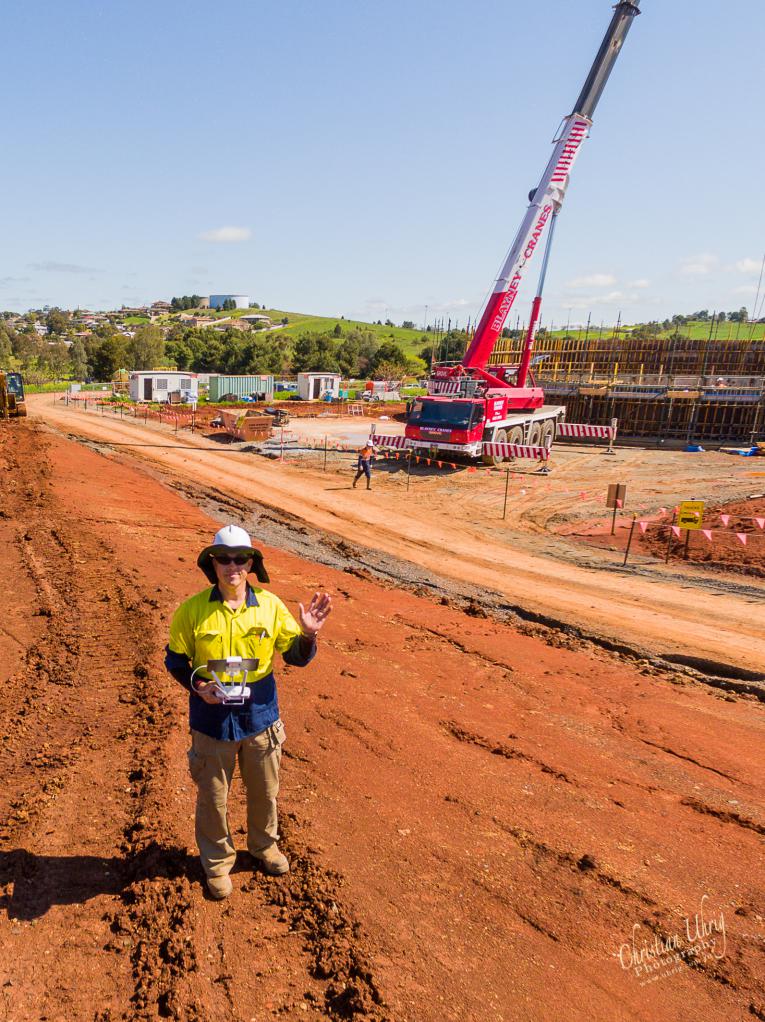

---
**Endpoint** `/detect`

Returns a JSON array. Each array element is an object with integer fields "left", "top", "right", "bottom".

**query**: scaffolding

[
  {"left": 490, "top": 329, "right": 765, "bottom": 379},
  {"left": 488, "top": 328, "right": 765, "bottom": 442}
]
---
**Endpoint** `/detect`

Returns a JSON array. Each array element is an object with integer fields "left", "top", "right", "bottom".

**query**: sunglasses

[{"left": 211, "top": 554, "right": 252, "bottom": 566}]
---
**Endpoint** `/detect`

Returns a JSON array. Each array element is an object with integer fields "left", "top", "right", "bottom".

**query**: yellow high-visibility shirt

[{"left": 168, "top": 584, "right": 302, "bottom": 683}]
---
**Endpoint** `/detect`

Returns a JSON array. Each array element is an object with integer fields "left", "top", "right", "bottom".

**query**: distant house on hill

[
  {"left": 211, "top": 317, "right": 252, "bottom": 332},
  {"left": 150, "top": 300, "right": 172, "bottom": 317}
]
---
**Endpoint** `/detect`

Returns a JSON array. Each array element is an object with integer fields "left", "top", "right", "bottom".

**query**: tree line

[{"left": 0, "top": 316, "right": 427, "bottom": 383}]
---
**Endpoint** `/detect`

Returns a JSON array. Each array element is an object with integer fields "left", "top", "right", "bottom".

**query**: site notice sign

[
  {"left": 678, "top": 500, "right": 704, "bottom": 529},
  {"left": 606, "top": 483, "right": 627, "bottom": 510}
]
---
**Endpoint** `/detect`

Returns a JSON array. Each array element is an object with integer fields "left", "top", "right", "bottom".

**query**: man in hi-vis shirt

[{"left": 165, "top": 525, "right": 331, "bottom": 900}]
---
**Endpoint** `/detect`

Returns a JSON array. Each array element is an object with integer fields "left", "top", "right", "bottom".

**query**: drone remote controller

[{"left": 191, "top": 656, "right": 259, "bottom": 705}]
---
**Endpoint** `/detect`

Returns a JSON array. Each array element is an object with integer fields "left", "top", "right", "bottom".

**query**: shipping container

[{"left": 208, "top": 375, "right": 274, "bottom": 402}]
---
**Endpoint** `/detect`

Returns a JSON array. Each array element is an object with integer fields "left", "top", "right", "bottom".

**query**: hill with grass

[{"left": 164, "top": 306, "right": 434, "bottom": 357}]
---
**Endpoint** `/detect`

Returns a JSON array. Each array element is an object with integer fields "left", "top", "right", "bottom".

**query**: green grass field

[{"left": 544, "top": 319, "right": 765, "bottom": 342}]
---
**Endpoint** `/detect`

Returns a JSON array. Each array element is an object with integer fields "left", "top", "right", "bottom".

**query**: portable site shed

[
  {"left": 129, "top": 371, "right": 198, "bottom": 403},
  {"left": 208, "top": 374, "right": 274, "bottom": 402},
  {"left": 297, "top": 372, "right": 341, "bottom": 401}
]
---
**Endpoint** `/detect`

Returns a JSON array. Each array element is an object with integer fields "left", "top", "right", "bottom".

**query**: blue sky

[{"left": 2, "top": 0, "right": 763, "bottom": 327}]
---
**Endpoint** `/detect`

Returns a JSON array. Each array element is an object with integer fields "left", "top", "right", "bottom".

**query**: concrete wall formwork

[
  {"left": 488, "top": 333, "right": 765, "bottom": 442},
  {"left": 550, "top": 387, "right": 765, "bottom": 443}
]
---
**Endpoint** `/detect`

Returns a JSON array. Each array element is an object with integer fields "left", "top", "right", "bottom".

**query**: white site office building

[{"left": 129, "top": 371, "right": 198, "bottom": 402}]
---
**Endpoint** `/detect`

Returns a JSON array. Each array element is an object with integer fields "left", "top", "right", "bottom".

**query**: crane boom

[{"left": 462, "top": 0, "right": 641, "bottom": 372}]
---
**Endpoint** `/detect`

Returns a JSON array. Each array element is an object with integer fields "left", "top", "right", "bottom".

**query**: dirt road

[
  {"left": 1, "top": 418, "right": 764, "bottom": 1021},
  {"left": 31, "top": 395, "right": 764, "bottom": 675}
]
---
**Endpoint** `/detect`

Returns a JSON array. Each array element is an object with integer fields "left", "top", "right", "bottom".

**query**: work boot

[
  {"left": 252, "top": 844, "right": 290, "bottom": 876},
  {"left": 206, "top": 874, "right": 233, "bottom": 900}
]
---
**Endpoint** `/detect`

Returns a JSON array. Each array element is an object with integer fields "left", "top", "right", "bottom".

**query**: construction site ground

[{"left": 0, "top": 397, "right": 762, "bottom": 1021}]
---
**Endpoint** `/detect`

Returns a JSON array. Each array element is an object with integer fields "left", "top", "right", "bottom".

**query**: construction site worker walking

[
  {"left": 165, "top": 524, "right": 332, "bottom": 900},
  {"left": 353, "top": 443, "right": 375, "bottom": 490}
]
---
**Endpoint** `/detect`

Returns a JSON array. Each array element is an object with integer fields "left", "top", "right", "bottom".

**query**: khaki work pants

[{"left": 187, "top": 721, "right": 286, "bottom": 878}]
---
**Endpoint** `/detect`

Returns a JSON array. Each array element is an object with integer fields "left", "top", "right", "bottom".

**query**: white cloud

[
  {"left": 567, "top": 290, "right": 626, "bottom": 310},
  {"left": 735, "top": 257, "right": 762, "bottom": 275},
  {"left": 628, "top": 278, "right": 650, "bottom": 289},
  {"left": 199, "top": 226, "right": 251, "bottom": 243},
  {"left": 733, "top": 284, "right": 758, "bottom": 295},
  {"left": 429, "top": 298, "right": 471, "bottom": 312},
  {"left": 679, "top": 253, "right": 718, "bottom": 276},
  {"left": 565, "top": 273, "right": 616, "bottom": 289}
]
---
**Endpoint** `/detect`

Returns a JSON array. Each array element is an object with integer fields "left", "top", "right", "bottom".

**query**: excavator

[
  {"left": 0, "top": 371, "right": 26, "bottom": 419},
  {"left": 405, "top": 0, "right": 641, "bottom": 464}
]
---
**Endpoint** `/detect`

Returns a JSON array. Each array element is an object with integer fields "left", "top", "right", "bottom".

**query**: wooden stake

[
  {"left": 665, "top": 511, "right": 677, "bottom": 563},
  {"left": 623, "top": 514, "right": 637, "bottom": 567}
]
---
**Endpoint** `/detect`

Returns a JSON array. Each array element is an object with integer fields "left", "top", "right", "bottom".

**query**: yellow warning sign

[{"left": 678, "top": 500, "right": 704, "bottom": 530}]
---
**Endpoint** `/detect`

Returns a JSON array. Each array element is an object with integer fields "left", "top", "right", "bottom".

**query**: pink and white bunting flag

[
  {"left": 754, "top": 517, "right": 765, "bottom": 530},
  {"left": 720, "top": 514, "right": 731, "bottom": 527},
  {"left": 736, "top": 533, "right": 747, "bottom": 546},
  {"left": 616, "top": 498, "right": 623, "bottom": 508},
  {"left": 671, "top": 525, "right": 681, "bottom": 538},
  {"left": 701, "top": 530, "right": 713, "bottom": 542},
  {"left": 638, "top": 521, "right": 648, "bottom": 534}
]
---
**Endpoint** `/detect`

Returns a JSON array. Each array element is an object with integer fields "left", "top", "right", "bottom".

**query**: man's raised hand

[{"left": 298, "top": 591, "right": 332, "bottom": 638}]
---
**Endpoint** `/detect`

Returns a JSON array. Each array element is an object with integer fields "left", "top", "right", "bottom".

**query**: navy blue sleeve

[
  {"left": 282, "top": 634, "right": 317, "bottom": 668},
  {"left": 165, "top": 645, "right": 193, "bottom": 691}
]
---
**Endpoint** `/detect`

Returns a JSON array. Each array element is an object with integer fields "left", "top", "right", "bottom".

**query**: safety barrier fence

[
  {"left": 482, "top": 441, "right": 549, "bottom": 462},
  {"left": 370, "top": 432, "right": 550, "bottom": 463},
  {"left": 556, "top": 421, "right": 616, "bottom": 440}
]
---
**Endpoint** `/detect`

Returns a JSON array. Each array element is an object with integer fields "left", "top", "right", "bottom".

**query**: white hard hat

[
  {"left": 212, "top": 524, "right": 254, "bottom": 550},
  {"left": 197, "top": 524, "right": 269, "bottom": 584}
]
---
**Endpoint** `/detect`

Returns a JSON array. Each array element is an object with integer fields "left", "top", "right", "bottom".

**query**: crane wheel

[
  {"left": 541, "top": 420, "right": 554, "bottom": 448},
  {"left": 527, "top": 422, "right": 543, "bottom": 447},
  {"left": 508, "top": 426, "right": 524, "bottom": 448}
]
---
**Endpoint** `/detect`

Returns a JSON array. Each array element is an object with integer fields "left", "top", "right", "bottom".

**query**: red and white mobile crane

[{"left": 405, "top": 0, "right": 641, "bottom": 465}]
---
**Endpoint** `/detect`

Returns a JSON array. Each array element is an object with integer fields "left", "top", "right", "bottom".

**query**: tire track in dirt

[
  {"left": 443, "top": 791, "right": 744, "bottom": 997},
  {"left": 1, "top": 423, "right": 393, "bottom": 1021},
  {"left": 441, "top": 720, "right": 574, "bottom": 784},
  {"left": 0, "top": 424, "right": 201, "bottom": 1020},
  {"left": 680, "top": 798, "right": 765, "bottom": 836}
]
